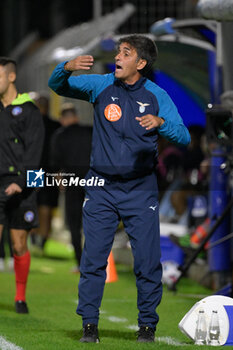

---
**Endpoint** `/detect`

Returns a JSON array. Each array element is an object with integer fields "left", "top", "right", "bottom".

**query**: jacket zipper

[{"left": 120, "top": 95, "right": 128, "bottom": 160}]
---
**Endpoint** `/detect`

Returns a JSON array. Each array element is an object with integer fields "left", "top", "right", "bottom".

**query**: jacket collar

[{"left": 114, "top": 76, "right": 146, "bottom": 91}]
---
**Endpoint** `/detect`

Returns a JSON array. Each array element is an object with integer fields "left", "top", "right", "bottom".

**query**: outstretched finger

[
  {"left": 79, "top": 56, "right": 94, "bottom": 63},
  {"left": 79, "top": 61, "right": 94, "bottom": 67},
  {"left": 80, "top": 55, "right": 94, "bottom": 61}
]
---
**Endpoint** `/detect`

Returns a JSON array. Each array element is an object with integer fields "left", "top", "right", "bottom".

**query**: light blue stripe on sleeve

[
  {"left": 145, "top": 80, "right": 190, "bottom": 146},
  {"left": 48, "top": 62, "right": 115, "bottom": 103}
]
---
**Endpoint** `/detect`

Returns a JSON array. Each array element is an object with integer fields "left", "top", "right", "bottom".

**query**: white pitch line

[
  {"left": 0, "top": 336, "right": 23, "bottom": 350},
  {"left": 126, "top": 325, "right": 138, "bottom": 331},
  {"left": 107, "top": 316, "right": 128, "bottom": 323},
  {"left": 99, "top": 310, "right": 107, "bottom": 314},
  {"left": 157, "top": 336, "right": 189, "bottom": 346},
  {"left": 176, "top": 293, "right": 209, "bottom": 300},
  {"left": 126, "top": 327, "right": 188, "bottom": 346}
]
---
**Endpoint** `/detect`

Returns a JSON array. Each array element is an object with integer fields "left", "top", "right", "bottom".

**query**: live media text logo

[{"left": 26, "top": 169, "right": 105, "bottom": 188}]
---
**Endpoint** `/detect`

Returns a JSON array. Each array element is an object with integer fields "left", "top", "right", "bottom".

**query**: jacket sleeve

[
  {"left": 16, "top": 105, "right": 45, "bottom": 189},
  {"left": 157, "top": 90, "right": 191, "bottom": 146},
  {"left": 48, "top": 62, "right": 104, "bottom": 103}
]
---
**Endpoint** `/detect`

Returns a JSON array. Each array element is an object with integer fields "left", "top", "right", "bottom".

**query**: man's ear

[
  {"left": 137, "top": 58, "right": 147, "bottom": 71},
  {"left": 8, "top": 71, "right": 16, "bottom": 83}
]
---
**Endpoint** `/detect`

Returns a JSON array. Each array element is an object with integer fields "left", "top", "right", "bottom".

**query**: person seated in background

[
  {"left": 50, "top": 103, "right": 92, "bottom": 272},
  {"left": 159, "top": 124, "right": 205, "bottom": 225},
  {"left": 169, "top": 130, "right": 212, "bottom": 263},
  {"left": 157, "top": 136, "right": 184, "bottom": 195}
]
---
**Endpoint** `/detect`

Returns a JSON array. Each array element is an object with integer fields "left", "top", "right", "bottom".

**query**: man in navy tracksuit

[{"left": 48, "top": 35, "right": 190, "bottom": 343}]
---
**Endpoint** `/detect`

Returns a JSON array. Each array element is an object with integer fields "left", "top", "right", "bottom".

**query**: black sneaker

[
  {"left": 80, "top": 323, "right": 100, "bottom": 343},
  {"left": 15, "top": 301, "right": 29, "bottom": 314},
  {"left": 137, "top": 326, "right": 155, "bottom": 343}
]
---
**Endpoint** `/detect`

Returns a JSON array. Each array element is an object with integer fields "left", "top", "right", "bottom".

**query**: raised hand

[{"left": 64, "top": 56, "right": 94, "bottom": 72}]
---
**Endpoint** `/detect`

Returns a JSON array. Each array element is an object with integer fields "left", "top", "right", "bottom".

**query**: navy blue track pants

[{"left": 76, "top": 170, "right": 162, "bottom": 330}]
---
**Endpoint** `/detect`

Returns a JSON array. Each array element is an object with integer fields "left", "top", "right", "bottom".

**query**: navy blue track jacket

[{"left": 48, "top": 62, "right": 190, "bottom": 179}]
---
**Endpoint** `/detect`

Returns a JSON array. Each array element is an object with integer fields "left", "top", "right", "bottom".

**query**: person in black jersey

[{"left": 0, "top": 57, "right": 44, "bottom": 313}]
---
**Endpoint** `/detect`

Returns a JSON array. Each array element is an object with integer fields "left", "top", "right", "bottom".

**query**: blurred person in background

[
  {"left": 30, "top": 94, "right": 60, "bottom": 251},
  {"left": 157, "top": 136, "right": 184, "bottom": 195},
  {"left": 0, "top": 57, "right": 44, "bottom": 313},
  {"left": 50, "top": 103, "right": 92, "bottom": 273},
  {"left": 159, "top": 125, "right": 205, "bottom": 225}
]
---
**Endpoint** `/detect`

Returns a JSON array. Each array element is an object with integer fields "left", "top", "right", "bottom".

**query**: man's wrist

[
  {"left": 64, "top": 61, "right": 71, "bottom": 71},
  {"left": 158, "top": 117, "right": 165, "bottom": 127}
]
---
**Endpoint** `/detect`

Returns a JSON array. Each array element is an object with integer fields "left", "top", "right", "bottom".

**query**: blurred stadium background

[
  {"left": 0, "top": 0, "right": 201, "bottom": 122},
  {"left": 1, "top": 0, "right": 233, "bottom": 293},
  {"left": 1, "top": 1, "right": 233, "bottom": 348}
]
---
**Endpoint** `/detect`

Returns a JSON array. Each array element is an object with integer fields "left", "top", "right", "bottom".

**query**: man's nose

[{"left": 115, "top": 52, "right": 120, "bottom": 60}]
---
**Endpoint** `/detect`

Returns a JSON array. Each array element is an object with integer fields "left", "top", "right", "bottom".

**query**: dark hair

[
  {"left": 117, "top": 34, "right": 158, "bottom": 75},
  {"left": 0, "top": 56, "right": 17, "bottom": 72}
]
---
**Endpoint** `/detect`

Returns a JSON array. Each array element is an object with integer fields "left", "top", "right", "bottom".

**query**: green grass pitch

[{"left": 0, "top": 256, "right": 222, "bottom": 349}]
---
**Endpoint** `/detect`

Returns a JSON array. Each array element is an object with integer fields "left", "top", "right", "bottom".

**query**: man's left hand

[
  {"left": 136, "top": 115, "right": 164, "bottom": 130},
  {"left": 5, "top": 183, "right": 22, "bottom": 196}
]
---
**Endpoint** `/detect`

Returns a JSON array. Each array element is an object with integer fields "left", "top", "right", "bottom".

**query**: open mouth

[{"left": 115, "top": 64, "right": 123, "bottom": 71}]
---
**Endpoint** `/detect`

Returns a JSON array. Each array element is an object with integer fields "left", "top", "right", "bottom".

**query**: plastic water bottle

[
  {"left": 208, "top": 310, "right": 220, "bottom": 345},
  {"left": 195, "top": 308, "right": 207, "bottom": 345}
]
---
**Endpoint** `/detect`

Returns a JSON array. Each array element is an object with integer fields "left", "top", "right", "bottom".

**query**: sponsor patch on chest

[{"left": 104, "top": 104, "right": 122, "bottom": 122}]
